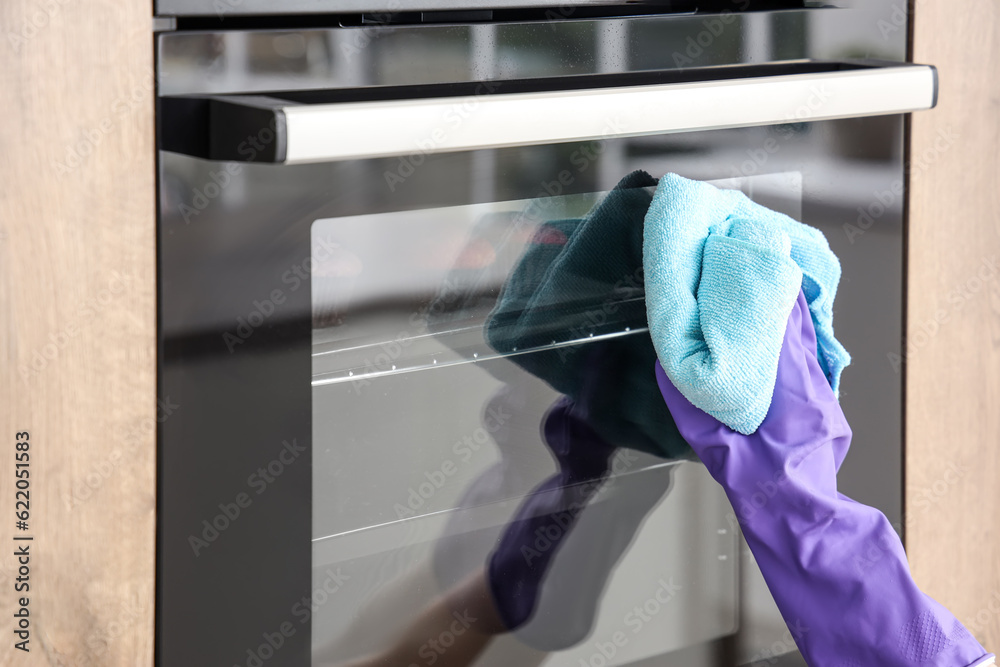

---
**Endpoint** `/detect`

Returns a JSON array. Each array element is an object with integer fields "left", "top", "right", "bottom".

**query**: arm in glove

[{"left": 655, "top": 290, "right": 992, "bottom": 667}]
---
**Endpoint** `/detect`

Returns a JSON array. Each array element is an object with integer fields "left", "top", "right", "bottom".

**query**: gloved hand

[{"left": 655, "top": 290, "right": 993, "bottom": 667}]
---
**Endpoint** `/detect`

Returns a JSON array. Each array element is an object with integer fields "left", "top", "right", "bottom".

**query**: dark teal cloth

[{"left": 485, "top": 171, "right": 691, "bottom": 460}]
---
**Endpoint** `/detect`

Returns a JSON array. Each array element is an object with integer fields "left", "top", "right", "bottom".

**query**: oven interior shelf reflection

[{"left": 312, "top": 311, "right": 649, "bottom": 386}]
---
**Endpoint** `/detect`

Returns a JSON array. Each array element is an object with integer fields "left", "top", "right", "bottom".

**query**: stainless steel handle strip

[{"left": 278, "top": 64, "right": 936, "bottom": 164}]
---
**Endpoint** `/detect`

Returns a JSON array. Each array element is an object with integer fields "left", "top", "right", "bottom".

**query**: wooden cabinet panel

[
  {"left": 908, "top": 0, "right": 1000, "bottom": 652},
  {"left": 0, "top": 1, "right": 155, "bottom": 665}
]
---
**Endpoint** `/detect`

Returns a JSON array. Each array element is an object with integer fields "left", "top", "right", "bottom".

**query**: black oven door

[{"left": 157, "top": 10, "right": 925, "bottom": 667}]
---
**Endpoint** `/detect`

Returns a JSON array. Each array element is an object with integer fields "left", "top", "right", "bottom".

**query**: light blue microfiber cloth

[{"left": 643, "top": 173, "right": 850, "bottom": 435}]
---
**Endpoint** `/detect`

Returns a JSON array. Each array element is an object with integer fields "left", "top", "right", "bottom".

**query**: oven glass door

[
  {"left": 158, "top": 10, "right": 910, "bottom": 667},
  {"left": 308, "top": 175, "right": 769, "bottom": 666}
]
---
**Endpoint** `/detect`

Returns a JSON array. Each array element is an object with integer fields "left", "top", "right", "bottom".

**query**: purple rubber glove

[{"left": 656, "top": 290, "right": 993, "bottom": 667}]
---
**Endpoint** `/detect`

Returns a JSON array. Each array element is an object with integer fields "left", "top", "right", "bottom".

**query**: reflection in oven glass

[{"left": 307, "top": 172, "right": 808, "bottom": 665}]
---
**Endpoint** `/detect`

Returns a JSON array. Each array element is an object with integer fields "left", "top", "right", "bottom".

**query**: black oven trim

[
  {"left": 159, "top": 0, "right": 813, "bottom": 29},
  {"left": 156, "top": 198, "right": 313, "bottom": 665}
]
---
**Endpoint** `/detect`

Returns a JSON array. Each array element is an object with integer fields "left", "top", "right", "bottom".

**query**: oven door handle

[{"left": 160, "top": 60, "right": 937, "bottom": 165}]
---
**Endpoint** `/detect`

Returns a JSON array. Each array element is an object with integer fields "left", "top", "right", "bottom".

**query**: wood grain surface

[
  {"left": 0, "top": 1, "right": 156, "bottom": 665},
  {"left": 908, "top": 0, "right": 1000, "bottom": 654}
]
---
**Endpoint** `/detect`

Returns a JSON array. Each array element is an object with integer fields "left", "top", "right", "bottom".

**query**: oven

[{"left": 155, "top": 3, "right": 934, "bottom": 665}]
